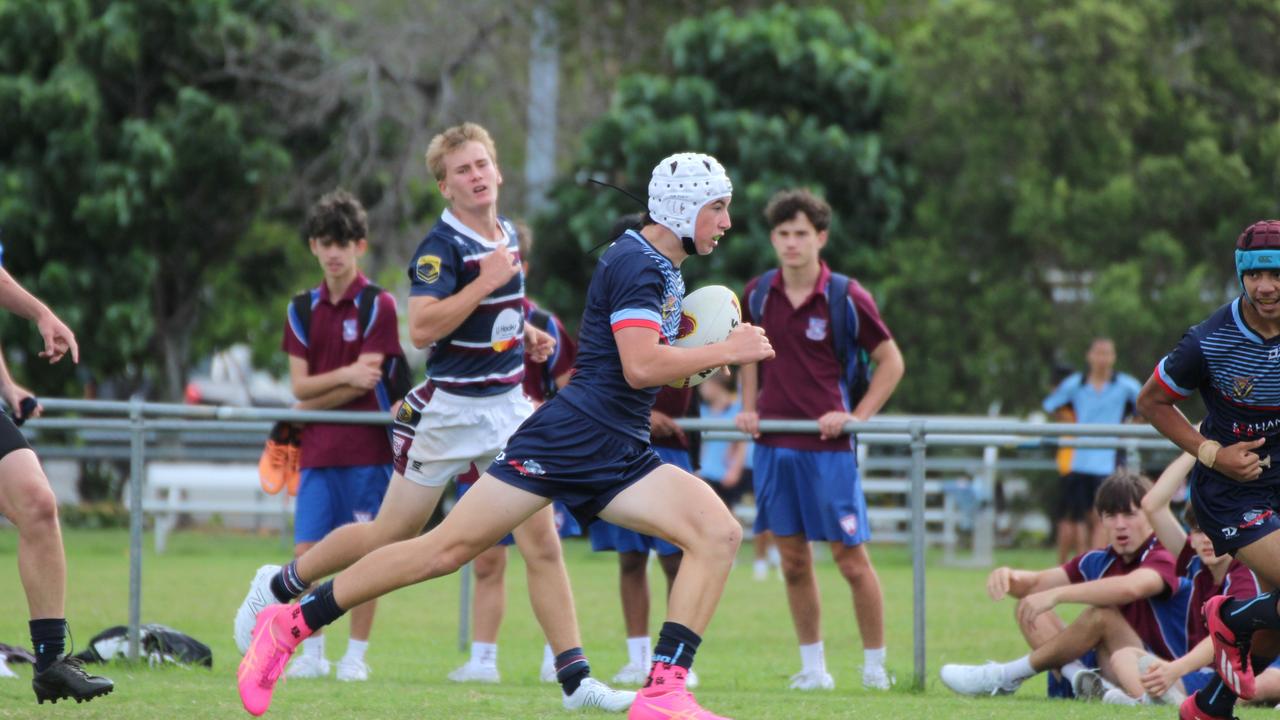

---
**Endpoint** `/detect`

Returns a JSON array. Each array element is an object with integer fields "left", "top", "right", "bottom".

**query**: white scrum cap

[{"left": 647, "top": 152, "right": 733, "bottom": 241}]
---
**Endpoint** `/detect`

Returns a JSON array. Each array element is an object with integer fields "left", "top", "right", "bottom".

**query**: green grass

[{"left": 0, "top": 529, "right": 1267, "bottom": 718}]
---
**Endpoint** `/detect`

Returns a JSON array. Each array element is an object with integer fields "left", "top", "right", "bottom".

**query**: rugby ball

[{"left": 669, "top": 285, "right": 741, "bottom": 389}]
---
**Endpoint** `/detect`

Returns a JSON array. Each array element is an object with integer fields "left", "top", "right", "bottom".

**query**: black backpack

[
  {"left": 73, "top": 624, "right": 212, "bottom": 668},
  {"left": 291, "top": 284, "right": 412, "bottom": 404}
]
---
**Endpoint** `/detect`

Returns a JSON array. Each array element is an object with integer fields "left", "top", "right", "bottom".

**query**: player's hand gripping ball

[{"left": 669, "top": 285, "right": 741, "bottom": 389}]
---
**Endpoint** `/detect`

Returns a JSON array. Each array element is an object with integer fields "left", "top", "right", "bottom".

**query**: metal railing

[{"left": 17, "top": 399, "right": 1179, "bottom": 689}]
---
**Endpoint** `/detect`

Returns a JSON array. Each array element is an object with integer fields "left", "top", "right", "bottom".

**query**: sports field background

[{"left": 0, "top": 529, "right": 1266, "bottom": 718}]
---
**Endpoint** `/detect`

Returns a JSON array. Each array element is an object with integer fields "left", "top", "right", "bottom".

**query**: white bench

[{"left": 143, "top": 462, "right": 293, "bottom": 553}]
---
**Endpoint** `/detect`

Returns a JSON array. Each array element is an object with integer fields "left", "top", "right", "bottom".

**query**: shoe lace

[{"left": 59, "top": 656, "right": 92, "bottom": 678}]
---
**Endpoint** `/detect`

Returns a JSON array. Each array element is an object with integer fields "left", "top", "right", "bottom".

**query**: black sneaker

[{"left": 32, "top": 655, "right": 114, "bottom": 704}]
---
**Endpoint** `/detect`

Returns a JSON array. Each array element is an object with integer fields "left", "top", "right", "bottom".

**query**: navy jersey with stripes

[
  {"left": 1156, "top": 297, "right": 1280, "bottom": 484},
  {"left": 555, "top": 230, "right": 685, "bottom": 442},
  {"left": 408, "top": 209, "right": 525, "bottom": 397}
]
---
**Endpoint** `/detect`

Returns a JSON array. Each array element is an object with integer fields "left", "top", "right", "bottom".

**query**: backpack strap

[
  {"left": 288, "top": 290, "right": 318, "bottom": 348},
  {"left": 825, "top": 272, "right": 855, "bottom": 368},
  {"left": 747, "top": 269, "right": 778, "bottom": 325},
  {"left": 356, "top": 284, "right": 383, "bottom": 339}
]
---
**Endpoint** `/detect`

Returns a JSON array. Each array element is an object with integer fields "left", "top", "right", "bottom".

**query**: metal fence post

[
  {"left": 909, "top": 420, "right": 927, "bottom": 691},
  {"left": 127, "top": 397, "right": 145, "bottom": 662},
  {"left": 458, "top": 562, "right": 472, "bottom": 652}
]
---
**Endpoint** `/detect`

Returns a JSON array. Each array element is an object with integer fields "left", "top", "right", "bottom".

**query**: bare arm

[
  {"left": 1142, "top": 637, "right": 1212, "bottom": 697},
  {"left": 1017, "top": 569, "right": 1167, "bottom": 626},
  {"left": 987, "top": 566, "right": 1071, "bottom": 600},
  {"left": 735, "top": 361, "right": 760, "bottom": 437},
  {"left": 851, "top": 339, "right": 905, "bottom": 420},
  {"left": 407, "top": 244, "right": 519, "bottom": 349},
  {"left": 289, "top": 353, "right": 384, "bottom": 401},
  {"left": 295, "top": 385, "right": 367, "bottom": 411},
  {"left": 1141, "top": 452, "right": 1196, "bottom": 556},
  {"left": 0, "top": 268, "right": 78, "bottom": 363},
  {"left": 1138, "top": 375, "right": 1265, "bottom": 482},
  {"left": 0, "top": 342, "right": 40, "bottom": 418},
  {"left": 614, "top": 324, "right": 773, "bottom": 390}
]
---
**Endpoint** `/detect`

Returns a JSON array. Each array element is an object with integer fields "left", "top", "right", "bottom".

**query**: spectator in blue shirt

[{"left": 1043, "top": 338, "right": 1142, "bottom": 556}]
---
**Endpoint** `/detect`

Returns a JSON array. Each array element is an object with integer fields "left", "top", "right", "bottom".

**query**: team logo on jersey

[
  {"left": 1223, "top": 527, "right": 1238, "bottom": 538},
  {"left": 342, "top": 319, "right": 358, "bottom": 342},
  {"left": 1271, "top": 348, "right": 1280, "bottom": 362},
  {"left": 508, "top": 458, "right": 546, "bottom": 476},
  {"left": 416, "top": 254, "right": 442, "bottom": 284},
  {"left": 662, "top": 293, "right": 679, "bottom": 321},
  {"left": 1232, "top": 376, "right": 1257, "bottom": 400},
  {"left": 391, "top": 434, "right": 406, "bottom": 457},
  {"left": 840, "top": 514, "right": 859, "bottom": 536},
  {"left": 396, "top": 401, "right": 416, "bottom": 425},
  {"left": 491, "top": 307, "right": 523, "bottom": 352},
  {"left": 1240, "top": 508, "right": 1274, "bottom": 529},
  {"left": 806, "top": 317, "right": 828, "bottom": 341}
]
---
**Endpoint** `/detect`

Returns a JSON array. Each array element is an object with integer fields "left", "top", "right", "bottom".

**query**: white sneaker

[
  {"left": 541, "top": 659, "right": 557, "bottom": 683},
  {"left": 939, "top": 662, "right": 1021, "bottom": 696},
  {"left": 1101, "top": 688, "right": 1140, "bottom": 705},
  {"left": 562, "top": 677, "right": 636, "bottom": 712},
  {"left": 1071, "top": 668, "right": 1111, "bottom": 701},
  {"left": 862, "top": 665, "right": 894, "bottom": 690},
  {"left": 234, "top": 564, "right": 281, "bottom": 655},
  {"left": 336, "top": 657, "right": 370, "bottom": 682},
  {"left": 448, "top": 661, "right": 500, "bottom": 684},
  {"left": 0, "top": 657, "right": 16, "bottom": 679},
  {"left": 789, "top": 668, "right": 835, "bottom": 690},
  {"left": 1136, "top": 653, "right": 1186, "bottom": 706},
  {"left": 285, "top": 653, "right": 330, "bottom": 679},
  {"left": 611, "top": 662, "right": 648, "bottom": 686},
  {"left": 686, "top": 668, "right": 699, "bottom": 689},
  {"left": 753, "top": 560, "right": 769, "bottom": 581}
]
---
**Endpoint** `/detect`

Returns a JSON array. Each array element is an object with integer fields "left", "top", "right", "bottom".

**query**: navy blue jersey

[
  {"left": 556, "top": 230, "right": 685, "bottom": 441},
  {"left": 1156, "top": 297, "right": 1280, "bottom": 484},
  {"left": 407, "top": 210, "right": 525, "bottom": 397}
]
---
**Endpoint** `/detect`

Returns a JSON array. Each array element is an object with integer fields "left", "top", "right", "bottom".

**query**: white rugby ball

[{"left": 668, "top": 284, "right": 741, "bottom": 389}]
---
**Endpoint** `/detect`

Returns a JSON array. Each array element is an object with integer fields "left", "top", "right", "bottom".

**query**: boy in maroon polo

[
  {"left": 940, "top": 472, "right": 1183, "bottom": 701},
  {"left": 278, "top": 190, "right": 404, "bottom": 682},
  {"left": 735, "top": 188, "right": 905, "bottom": 691}
]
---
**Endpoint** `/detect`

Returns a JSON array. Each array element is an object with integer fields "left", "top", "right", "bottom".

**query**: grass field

[{"left": 0, "top": 528, "right": 1268, "bottom": 719}]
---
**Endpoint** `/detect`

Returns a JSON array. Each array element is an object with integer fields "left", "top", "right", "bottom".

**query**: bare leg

[
  {"left": 1086, "top": 513, "right": 1105, "bottom": 553},
  {"left": 598, "top": 465, "right": 741, "bottom": 634},
  {"left": 511, "top": 505, "right": 581, "bottom": 654},
  {"left": 296, "top": 474, "right": 445, "bottom": 583},
  {"left": 1024, "top": 607, "right": 1141, "bottom": 692},
  {"left": 470, "top": 545, "right": 508, "bottom": 644},
  {"left": 1055, "top": 519, "right": 1077, "bottom": 565},
  {"left": 773, "top": 534, "right": 820, "bottom": 644},
  {"left": 832, "top": 542, "right": 884, "bottom": 649},
  {"left": 0, "top": 450, "right": 64, "bottom": 619},
  {"left": 617, "top": 551, "right": 650, "bottom": 639},
  {"left": 657, "top": 552, "right": 682, "bottom": 599}
]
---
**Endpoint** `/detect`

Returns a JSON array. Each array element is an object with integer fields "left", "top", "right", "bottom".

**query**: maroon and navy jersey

[
  {"left": 1155, "top": 297, "right": 1280, "bottom": 484},
  {"left": 1174, "top": 544, "right": 1262, "bottom": 649},
  {"left": 1062, "top": 535, "right": 1183, "bottom": 659},
  {"left": 743, "top": 262, "right": 891, "bottom": 451},
  {"left": 522, "top": 298, "right": 577, "bottom": 404},
  {"left": 283, "top": 273, "right": 402, "bottom": 468},
  {"left": 556, "top": 230, "right": 684, "bottom": 442},
  {"left": 408, "top": 210, "right": 525, "bottom": 397}
]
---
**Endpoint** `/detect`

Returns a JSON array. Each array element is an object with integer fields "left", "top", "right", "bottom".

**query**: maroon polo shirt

[
  {"left": 742, "top": 262, "right": 891, "bottom": 451},
  {"left": 1062, "top": 535, "right": 1180, "bottom": 659},
  {"left": 652, "top": 385, "right": 694, "bottom": 452},
  {"left": 521, "top": 298, "right": 578, "bottom": 404},
  {"left": 282, "top": 272, "right": 403, "bottom": 468},
  {"left": 1175, "top": 544, "right": 1262, "bottom": 649}
]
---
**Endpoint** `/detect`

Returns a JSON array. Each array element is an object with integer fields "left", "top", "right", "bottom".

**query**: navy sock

[
  {"left": 652, "top": 621, "right": 701, "bottom": 671},
  {"left": 1197, "top": 674, "right": 1238, "bottom": 717},
  {"left": 1222, "top": 592, "right": 1280, "bottom": 634},
  {"left": 298, "top": 580, "right": 346, "bottom": 632},
  {"left": 270, "top": 560, "right": 307, "bottom": 603},
  {"left": 29, "top": 619, "right": 66, "bottom": 673},
  {"left": 555, "top": 647, "right": 590, "bottom": 696}
]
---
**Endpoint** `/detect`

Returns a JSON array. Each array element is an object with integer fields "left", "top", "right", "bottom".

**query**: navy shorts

[
  {"left": 488, "top": 399, "right": 664, "bottom": 527},
  {"left": 1189, "top": 464, "right": 1280, "bottom": 556},
  {"left": 588, "top": 445, "right": 686, "bottom": 556},
  {"left": 753, "top": 444, "right": 870, "bottom": 546},
  {"left": 295, "top": 464, "right": 392, "bottom": 544},
  {"left": 1056, "top": 472, "right": 1107, "bottom": 522},
  {"left": 457, "top": 468, "right": 582, "bottom": 547}
]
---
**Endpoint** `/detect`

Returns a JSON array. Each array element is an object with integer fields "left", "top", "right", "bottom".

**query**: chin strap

[{"left": 681, "top": 236, "right": 697, "bottom": 256}]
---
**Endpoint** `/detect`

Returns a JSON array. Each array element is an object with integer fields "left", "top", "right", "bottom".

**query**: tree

[
  {"left": 532, "top": 5, "right": 907, "bottom": 352},
  {"left": 888, "top": 0, "right": 1280, "bottom": 413},
  {"left": 0, "top": 0, "right": 294, "bottom": 398}
]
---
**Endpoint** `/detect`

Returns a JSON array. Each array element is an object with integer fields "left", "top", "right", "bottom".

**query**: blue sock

[
  {"left": 652, "top": 621, "right": 701, "bottom": 671},
  {"left": 29, "top": 619, "right": 66, "bottom": 673},
  {"left": 299, "top": 580, "right": 346, "bottom": 631},
  {"left": 1223, "top": 592, "right": 1280, "bottom": 634},
  {"left": 555, "top": 647, "right": 590, "bottom": 696},
  {"left": 270, "top": 560, "right": 307, "bottom": 603}
]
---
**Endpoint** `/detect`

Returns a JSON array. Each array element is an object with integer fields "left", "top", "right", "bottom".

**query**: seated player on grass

[{"left": 940, "top": 471, "right": 1184, "bottom": 702}]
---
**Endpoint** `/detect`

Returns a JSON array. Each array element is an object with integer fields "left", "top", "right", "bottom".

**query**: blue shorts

[
  {"left": 457, "top": 479, "right": 581, "bottom": 547},
  {"left": 1182, "top": 668, "right": 1216, "bottom": 695},
  {"left": 1188, "top": 465, "right": 1280, "bottom": 555},
  {"left": 488, "top": 399, "right": 664, "bottom": 527},
  {"left": 588, "top": 446, "right": 686, "bottom": 557},
  {"left": 753, "top": 445, "right": 870, "bottom": 546},
  {"left": 295, "top": 464, "right": 392, "bottom": 544}
]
